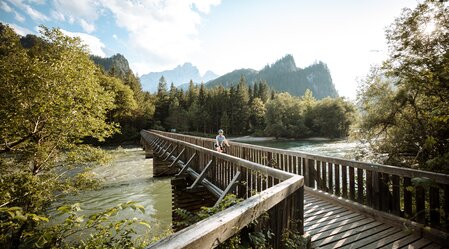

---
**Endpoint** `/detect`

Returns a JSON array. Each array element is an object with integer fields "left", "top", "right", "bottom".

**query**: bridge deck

[{"left": 304, "top": 191, "right": 443, "bottom": 249}]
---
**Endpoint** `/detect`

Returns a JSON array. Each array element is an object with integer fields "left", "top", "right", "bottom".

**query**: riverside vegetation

[{"left": 1, "top": 0, "right": 448, "bottom": 248}]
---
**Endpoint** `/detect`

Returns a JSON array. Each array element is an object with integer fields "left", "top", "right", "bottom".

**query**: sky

[{"left": 0, "top": 0, "right": 419, "bottom": 98}]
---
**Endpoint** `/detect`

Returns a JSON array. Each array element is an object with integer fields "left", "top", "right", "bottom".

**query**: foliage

[
  {"left": 156, "top": 74, "right": 354, "bottom": 139},
  {"left": 173, "top": 195, "right": 280, "bottom": 249},
  {"left": 357, "top": 1, "right": 449, "bottom": 172},
  {"left": 0, "top": 24, "right": 155, "bottom": 248},
  {"left": 32, "top": 202, "right": 154, "bottom": 249}
]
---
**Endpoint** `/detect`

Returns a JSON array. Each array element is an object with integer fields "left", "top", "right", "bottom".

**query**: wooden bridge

[{"left": 140, "top": 130, "right": 449, "bottom": 249}]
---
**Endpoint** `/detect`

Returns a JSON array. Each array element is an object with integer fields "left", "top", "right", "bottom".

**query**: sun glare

[{"left": 422, "top": 20, "right": 436, "bottom": 36}]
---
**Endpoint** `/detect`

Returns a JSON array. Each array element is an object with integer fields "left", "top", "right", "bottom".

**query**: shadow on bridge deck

[{"left": 304, "top": 191, "right": 444, "bottom": 249}]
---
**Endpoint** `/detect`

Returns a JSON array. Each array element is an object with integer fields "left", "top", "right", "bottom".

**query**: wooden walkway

[{"left": 305, "top": 191, "right": 444, "bottom": 249}]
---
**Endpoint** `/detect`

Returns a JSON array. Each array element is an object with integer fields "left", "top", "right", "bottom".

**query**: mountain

[
  {"left": 91, "top": 54, "right": 130, "bottom": 77},
  {"left": 140, "top": 63, "right": 219, "bottom": 93},
  {"left": 206, "top": 55, "right": 338, "bottom": 99}
]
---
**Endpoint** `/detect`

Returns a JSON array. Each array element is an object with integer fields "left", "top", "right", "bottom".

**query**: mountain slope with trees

[{"left": 206, "top": 55, "right": 338, "bottom": 99}]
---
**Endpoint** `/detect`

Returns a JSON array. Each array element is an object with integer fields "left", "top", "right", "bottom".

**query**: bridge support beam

[
  {"left": 153, "top": 154, "right": 178, "bottom": 177},
  {"left": 171, "top": 175, "right": 217, "bottom": 231}
]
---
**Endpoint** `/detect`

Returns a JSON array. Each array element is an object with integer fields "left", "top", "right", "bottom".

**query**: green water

[
  {"left": 236, "top": 138, "right": 370, "bottom": 161},
  {"left": 51, "top": 146, "right": 172, "bottom": 238}
]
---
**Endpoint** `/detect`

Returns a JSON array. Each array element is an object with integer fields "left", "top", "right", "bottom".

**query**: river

[
  {"left": 233, "top": 137, "right": 371, "bottom": 161},
  {"left": 51, "top": 146, "right": 173, "bottom": 240}
]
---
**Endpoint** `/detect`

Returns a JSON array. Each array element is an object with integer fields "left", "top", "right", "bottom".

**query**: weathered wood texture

[
  {"left": 140, "top": 130, "right": 305, "bottom": 249},
  {"left": 303, "top": 191, "right": 445, "bottom": 248},
  {"left": 171, "top": 176, "right": 217, "bottom": 231},
  {"left": 152, "top": 130, "right": 449, "bottom": 233}
]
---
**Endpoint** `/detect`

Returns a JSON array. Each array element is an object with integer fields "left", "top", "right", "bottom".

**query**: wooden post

[
  {"left": 349, "top": 166, "right": 355, "bottom": 201},
  {"left": 328, "top": 163, "right": 333, "bottom": 194},
  {"left": 357, "top": 168, "right": 364, "bottom": 204},
  {"left": 334, "top": 164, "right": 340, "bottom": 196},
  {"left": 416, "top": 185, "right": 426, "bottom": 224},
  {"left": 153, "top": 154, "right": 178, "bottom": 177},
  {"left": 366, "top": 170, "right": 373, "bottom": 207},
  {"left": 342, "top": 165, "right": 348, "bottom": 199},
  {"left": 429, "top": 186, "right": 440, "bottom": 228},
  {"left": 308, "top": 159, "right": 315, "bottom": 188},
  {"left": 403, "top": 177, "right": 413, "bottom": 218},
  {"left": 392, "top": 175, "right": 400, "bottom": 216}
]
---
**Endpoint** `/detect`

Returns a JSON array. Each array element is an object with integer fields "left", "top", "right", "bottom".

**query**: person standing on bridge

[{"left": 215, "top": 129, "right": 230, "bottom": 153}]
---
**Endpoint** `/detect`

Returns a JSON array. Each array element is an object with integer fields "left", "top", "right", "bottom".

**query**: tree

[
  {"left": 358, "top": 1, "right": 449, "bottom": 172},
  {"left": 306, "top": 97, "right": 354, "bottom": 138},
  {"left": 0, "top": 24, "right": 123, "bottom": 248},
  {"left": 264, "top": 93, "right": 308, "bottom": 138},
  {"left": 248, "top": 98, "right": 266, "bottom": 132},
  {"left": 154, "top": 76, "right": 170, "bottom": 129}
]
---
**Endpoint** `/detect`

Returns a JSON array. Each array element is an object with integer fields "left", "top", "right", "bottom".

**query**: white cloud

[
  {"left": 1, "top": 1, "right": 13, "bottom": 12},
  {"left": 102, "top": 0, "right": 220, "bottom": 70},
  {"left": 52, "top": 0, "right": 99, "bottom": 20},
  {"left": 45, "top": 0, "right": 221, "bottom": 72},
  {"left": 7, "top": 0, "right": 49, "bottom": 21},
  {"left": 112, "top": 34, "right": 117, "bottom": 39},
  {"left": 192, "top": 0, "right": 220, "bottom": 14},
  {"left": 61, "top": 29, "right": 106, "bottom": 57},
  {"left": 50, "top": 9, "right": 65, "bottom": 21},
  {"left": 6, "top": 22, "right": 33, "bottom": 36},
  {"left": 14, "top": 11, "right": 25, "bottom": 22},
  {"left": 79, "top": 18, "right": 95, "bottom": 33}
]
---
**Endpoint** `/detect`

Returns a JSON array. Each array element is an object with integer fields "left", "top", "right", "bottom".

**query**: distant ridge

[
  {"left": 140, "top": 63, "right": 219, "bottom": 93},
  {"left": 206, "top": 55, "right": 338, "bottom": 99}
]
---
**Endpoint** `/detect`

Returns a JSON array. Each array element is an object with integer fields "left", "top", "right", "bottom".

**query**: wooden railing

[
  {"left": 152, "top": 130, "right": 449, "bottom": 234},
  {"left": 140, "top": 130, "right": 305, "bottom": 249}
]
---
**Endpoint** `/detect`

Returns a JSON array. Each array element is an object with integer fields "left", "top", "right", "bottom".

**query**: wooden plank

[
  {"left": 406, "top": 238, "right": 434, "bottom": 249},
  {"left": 328, "top": 163, "right": 333, "bottom": 194},
  {"left": 335, "top": 164, "right": 341, "bottom": 196},
  {"left": 314, "top": 222, "right": 386, "bottom": 247},
  {"left": 404, "top": 177, "right": 413, "bottom": 218},
  {"left": 429, "top": 187, "right": 440, "bottom": 228},
  {"left": 145, "top": 130, "right": 449, "bottom": 184},
  {"left": 445, "top": 185, "right": 449, "bottom": 229},
  {"left": 147, "top": 175, "right": 303, "bottom": 249},
  {"left": 416, "top": 185, "right": 426, "bottom": 224},
  {"left": 337, "top": 227, "right": 400, "bottom": 249},
  {"left": 380, "top": 173, "right": 391, "bottom": 212},
  {"left": 366, "top": 170, "right": 373, "bottom": 207},
  {"left": 309, "top": 216, "right": 374, "bottom": 236},
  {"left": 373, "top": 172, "right": 381, "bottom": 210},
  {"left": 304, "top": 211, "right": 366, "bottom": 232},
  {"left": 342, "top": 165, "right": 348, "bottom": 198},
  {"left": 422, "top": 243, "right": 443, "bottom": 249},
  {"left": 359, "top": 230, "right": 414, "bottom": 249},
  {"left": 378, "top": 233, "right": 422, "bottom": 249},
  {"left": 317, "top": 160, "right": 322, "bottom": 189},
  {"left": 349, "top": 166, "right": 355, "bottom": 201},
  {"left": 308, "top": 158, "right": 316, "bottom": 188},
  {"left": 357, "top": 168, "right": 364, "bottom": 204},
  {"left": 311, "top": 218, "right": 377, "bottom": 242},
  {"left": 392, "top": 175, "right": 401, "bottom": 216},
  {"left": 322, "top": 162, "right": 328, "bottom": 192},
  {"left": 304, "top": 208, "right": 353, "bottom": 223},
  {"left": 304, "top": 204, "right": 344, "bottom": 216}
]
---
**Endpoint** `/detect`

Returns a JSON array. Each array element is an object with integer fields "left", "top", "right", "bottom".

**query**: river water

[
  {"left": 235, "top": 138, "right": 370, "bottom": 161},
  {"left": 52, "top": 146, "right": 173, "bottom": 239}
]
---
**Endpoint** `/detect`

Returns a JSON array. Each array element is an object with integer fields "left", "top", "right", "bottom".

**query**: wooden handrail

[
  {"left": 151, "top": 130, "right": 449, "bottom": 232},
  {"left": 140, "top": 130, "right": 305, "bottom": 248},
  {"left": 151, "top": 130, "right": 449, "bottom": 184}
]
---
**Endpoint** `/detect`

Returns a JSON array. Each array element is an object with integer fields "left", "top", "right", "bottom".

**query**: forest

[{"left": 0, "top": 0, "right": 448, "bottom": 247}]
